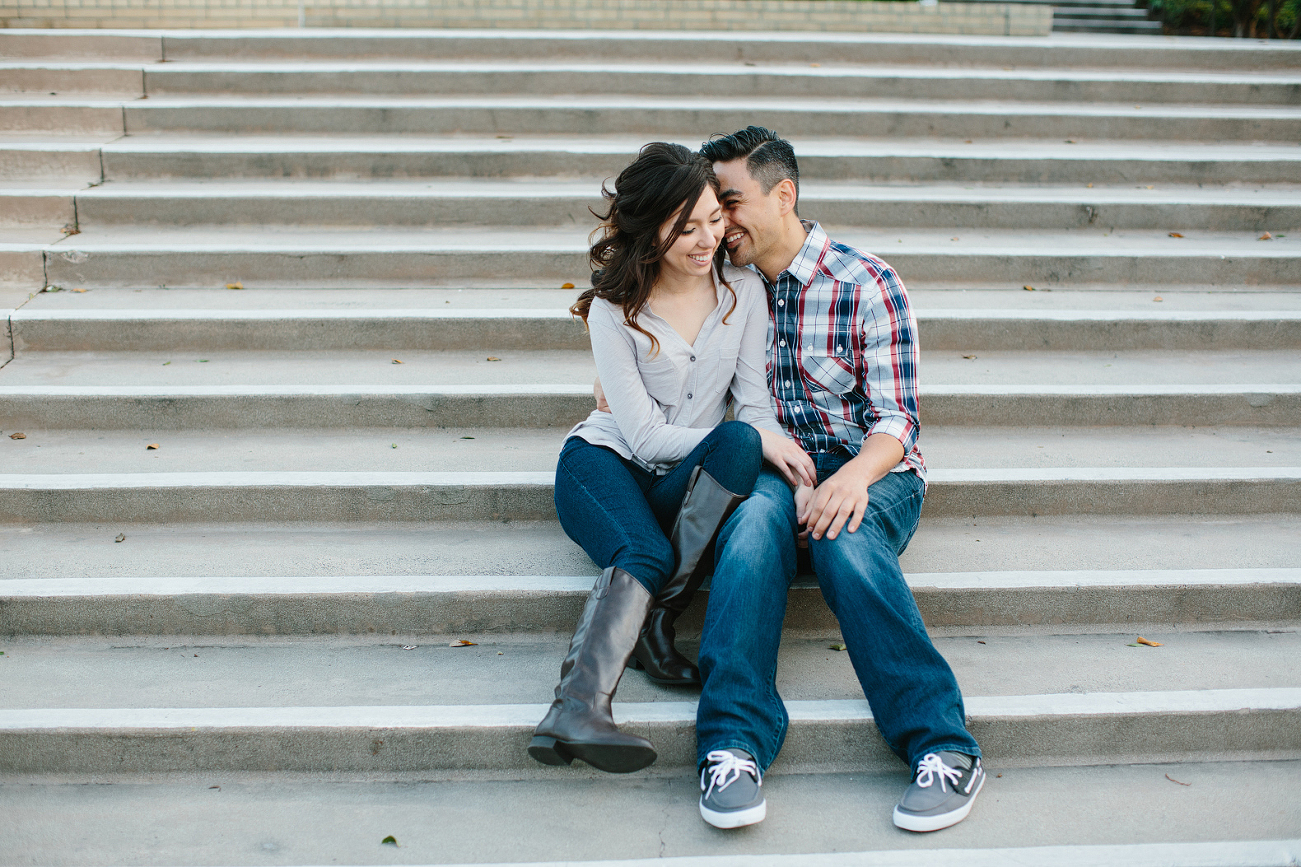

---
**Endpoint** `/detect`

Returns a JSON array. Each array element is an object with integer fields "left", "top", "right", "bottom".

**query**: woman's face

[{"left": 658, "top": 187, "right": 724, "bottom": 286}]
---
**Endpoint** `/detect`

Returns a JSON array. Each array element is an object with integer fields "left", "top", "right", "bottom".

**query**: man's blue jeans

[{"left": 695, "top": 455, "right": 980, "bottom": 771}]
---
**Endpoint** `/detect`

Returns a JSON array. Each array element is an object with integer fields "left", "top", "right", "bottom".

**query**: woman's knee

[
  {"left": 613, "top": 534, "right": 674, "bottom": 594},
  {"left": 700, "top": 421, "right": 763, "bottom": 494}
]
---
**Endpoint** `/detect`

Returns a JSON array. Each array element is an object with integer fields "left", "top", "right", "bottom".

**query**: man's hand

[
  {"left": 757, "top": 428, "right": 815, "bottom": 488},
  {"left": 594, "top": 377, "right": 610, "bottom": 413},
  {"left": 799, "top": 434, "right": 904, "bottom": 541}
]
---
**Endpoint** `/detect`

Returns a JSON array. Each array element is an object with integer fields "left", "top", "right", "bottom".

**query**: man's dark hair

[{"left": 700, "top": 126, "right": 799, "bottom": 202}]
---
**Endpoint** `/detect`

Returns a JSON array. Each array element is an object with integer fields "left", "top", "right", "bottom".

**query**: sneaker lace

[
  {"left": 914, "top": 753, "right": 963, "bottom": 793},
  {"left": 701, "top": 750, "right": 761, "bottom": 798}
]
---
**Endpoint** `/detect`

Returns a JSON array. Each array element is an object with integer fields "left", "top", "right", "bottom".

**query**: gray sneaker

[
  {"left": 699, "top": 749, "right": 766, "bottom": 829},
  {"left": 892, "top": 751, "right": 985, "bottom": 832}
]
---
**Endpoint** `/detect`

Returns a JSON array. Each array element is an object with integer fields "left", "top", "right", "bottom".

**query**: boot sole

[
  {"left": 529, "top": 735, "right": 657, "bottom": 773},
  {"left": 628, "top": 656, "right": 702, "bottom": 688}
]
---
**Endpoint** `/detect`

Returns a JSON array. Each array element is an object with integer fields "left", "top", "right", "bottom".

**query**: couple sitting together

[{"left": 528, "top": 126, "right": 985, "bottom": 834}]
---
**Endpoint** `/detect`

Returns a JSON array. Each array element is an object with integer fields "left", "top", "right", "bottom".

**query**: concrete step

[
  {"left": 7, "top": 60, "right": 1299, "bottom": 106},
  {"left": 1, "top": 686, "right": 1297, "bottom": 774},
  {"left": 1, "top": 769, "right": 1298, "bottom": 865},
  {"left": 0, "top": 424, "right": 1298, "bottom": 521},
  {"left": 8, "top": 135, "right": 1296, "bottom": 185},
  {"left": 2, "top": 566, "right": 1297, "bottom": 636},
  {"left": 24, "top": 180, "right": 1299, "bottom": 232},
  {"left": 11, "top": 630, "right": 1300, "bottom": 708},
  {"left": 1053, "top": 6, "right": 1152, "bottom": 19},
  {"left": 7, "top": 29, "right": 1296, "bottom": 73},
  {"left": 4, "top": 94, "right": 1297, "bottom": 140},
  {"left": 13, "top": 287, "right": 1301, "bottom": 352},
  {"left": 0, "top": 348, "right": 1298, "bottom": 427},
  {"left": 28, "top": 226, "right": 1301, "bottom": 289}
]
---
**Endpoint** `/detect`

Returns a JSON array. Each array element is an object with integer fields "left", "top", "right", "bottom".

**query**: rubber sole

[
  {"left": 627, "top": 654, "right": 702, "bottom": 688},
  {"left": 700, "top": 796, "right": 767, "bottom": 829},
  {"left": 892, "top": 769, "right": 986, "bottom": 833},
  {"left": 528, "top": 735, "right": 656, "bottom": 774}
]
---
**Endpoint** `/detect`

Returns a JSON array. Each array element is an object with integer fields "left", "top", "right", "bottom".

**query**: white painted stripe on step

[
  {"left": 920, "top": 309, "right": 1301, "bottom": 322},
  {"left": 13, "top": 308, "right": 1301, "bottom": 323},
  {"left": 0, "top": 471, "right": 555, "bottom": 489},
  {"left": 1, "top": 568, "right": 1296, "bottom": 597},
  {"left": 11, "top": 307, "right": 574, "bottom": 321},
  {"left": 1, "top": 468, "right": 1298, "bottom": 490},
  {"left": 0, "top": 384, "right": 1297, "bottom": 397},
  {"left": 932, "top": 467, "right": 1301, "bottom": 482},
  {"left": 264, "top": 839, "right": 1301, "bottom": 867},
  {"left": 0, "top": 384, "right": 593, "bottom": 396},
  {"left": 2, "top": 688, "right": 1297, "bottom": 730}
]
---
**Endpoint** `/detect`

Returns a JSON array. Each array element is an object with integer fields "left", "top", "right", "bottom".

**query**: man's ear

[{"left": 774, "top": 178, "right": 798, "bottom": 218}]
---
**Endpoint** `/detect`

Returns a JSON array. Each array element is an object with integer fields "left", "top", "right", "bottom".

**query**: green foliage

[{"left": 1147, "top": 0, "right": 1298, "bottom": 35}]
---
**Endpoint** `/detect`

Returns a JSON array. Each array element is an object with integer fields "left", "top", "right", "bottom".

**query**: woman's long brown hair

[{"left": 571, "top": 142, "right": 734, "bottom": 357}]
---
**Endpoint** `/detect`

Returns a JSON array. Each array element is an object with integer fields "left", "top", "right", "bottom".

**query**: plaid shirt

[{"left": 764, "top": 222, "right": 926, "bottom": 481}]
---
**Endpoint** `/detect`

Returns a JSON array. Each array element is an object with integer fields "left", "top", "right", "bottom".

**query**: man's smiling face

[{"left": 714, "top": 158, "right": 785, "bottom": 270}]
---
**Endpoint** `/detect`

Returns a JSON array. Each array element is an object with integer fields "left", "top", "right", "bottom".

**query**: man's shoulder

[{"left": 817, "top": 237, "right": 903, "bottom": 291}]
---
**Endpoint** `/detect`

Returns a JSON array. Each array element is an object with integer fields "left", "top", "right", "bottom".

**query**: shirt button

[
  {"left": 779, "top": 339, "right": 786, "bottom": 347},
  {"left": 784, "top": 380, "right": 791, "bottom": 388},
  {"left": 819, "top": 449, "right": 826, "bottom": 453},
  {"left": 836, "top": 345, "right": 843, "bottom": 353},
  {"left": 777, "top": 299, "right": 785, "bottom": 307}
]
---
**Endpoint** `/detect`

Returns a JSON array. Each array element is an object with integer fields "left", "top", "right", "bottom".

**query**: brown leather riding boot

[
  {"left": 630, "top": 466, "right": 747, "bottom": 686},
  {"left": 528, "top": 566, "right": 657, "bottom": 773}
]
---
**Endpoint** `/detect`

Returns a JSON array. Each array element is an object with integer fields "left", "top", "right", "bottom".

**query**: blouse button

[
  {"left": 687, "top": 393, "right": 693, "bottom": 399},
  {"left": 690, "top": 355, "right": 696, "bottom": 362}
]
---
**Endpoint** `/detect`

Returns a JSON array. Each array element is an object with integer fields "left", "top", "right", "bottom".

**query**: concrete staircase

[
  {"left": 2, "top": 28, "right": 1300, "bottom": 865},
  {"left": 953, "top": 0, "right": 1165, "bottom": 35}
]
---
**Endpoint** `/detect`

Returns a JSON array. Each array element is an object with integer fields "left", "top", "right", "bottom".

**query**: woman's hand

[
  {"left": 793, "top": 483, "right": 814, "bottom": 548},
  {"left": 757, "top": 428, "right": 816, "bottom": 488}
]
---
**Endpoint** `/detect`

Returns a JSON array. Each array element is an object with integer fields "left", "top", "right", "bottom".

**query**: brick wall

[{"left": 0, "top": 0, "right": 1053, "bottom": 37}]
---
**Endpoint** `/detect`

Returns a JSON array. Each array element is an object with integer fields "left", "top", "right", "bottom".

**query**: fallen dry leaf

[
  {"left": 963, "top": 354, "right": 977, "bottom": 360},
  {"left": 1086, "top": 182, "right": 1094, "bottom": 188},
  {"left": 402, "top": 644, "right": 417, "bottom": 650},
  {"left": 950, "top": 237, "right": 959, "bottom": 241},
  {"left": 1165, "top": 773, "right": 1191, "bottom": 786},
  {"left": 1023, "top": 285, "right": 1035, "bottom": 291},
  {"left": 561, "top": 282, "right": 575, "bottom": 289},
  {"left": 115, "top": 533, "right": 126, "bottom": 543},
  {"left": 963, "top": 139, "right": 972, "bottom": 144},
  {"left": 1260, "top": 232, "right": 1274, "bottom": 241},
  {"left": 226, "top": 281, "right": 244, "bottom": 290},
  {"left": 146, "top": 443, "right": 159, "bottom": 450},
  {"left": 829, "top": 643, "right": 846, "bottom": 651},
  {"left": 1168, "top": 232, "right": 1184, "bottom": 238},
  {"left": 486, "top": 356, "right": 501, "bottom": 362},
  {"left": 1154, "top": 296, "right": 1164, "bottom": 302},
  {"left": 1136, "top": 636, "right": 1163, "bottom": 647},
  {"left": 381, "top": 835, "right": 399, "bottom": 846},
  {"left": 392, "top": 359, "right": 403, "bottom": 364},
  {"left": 9, "top": 432, "right": 26, "bottom": 440},
  {"left": 72, "top": 287, "right": 87, "bottom": 293},
  {"left": 449, "top": 639, "right": 477, "bottom": 647},
  {"left": 809, "top": 62, "right": 821, "bottom": 67},
  {"left": 1064, "top": 139, "right": 1075, "bottom": 144}
]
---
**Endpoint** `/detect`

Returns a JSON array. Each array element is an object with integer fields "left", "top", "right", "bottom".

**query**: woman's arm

[
  {"left": 588, "top": 303, "right": 711, "bottom": 466},
  {"left": 728, "top": 276, "right": 815, "bottom": 487}
]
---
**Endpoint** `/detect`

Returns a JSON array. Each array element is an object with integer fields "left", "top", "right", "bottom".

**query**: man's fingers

[{"left": 823, "top": 498, "right": 855, "bottom": 540}]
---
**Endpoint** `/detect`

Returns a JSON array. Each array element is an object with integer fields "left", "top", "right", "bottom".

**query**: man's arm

[{"left": 799, "top": 433, "right": 903, "bottom": 541}]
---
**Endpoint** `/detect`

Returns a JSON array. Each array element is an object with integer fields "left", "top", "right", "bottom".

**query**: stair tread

[
  {"left": 1, "top": 348, "right": 1297, "bottom": 388},
  {"left": 1, "top": 771, "right": 1298, "bottom": 864},
  {"left": 1, "top": 632, "right": 1298, "bottom": 709},
  {"left": 2, "top": 514, "right": 1299, "bottom": 578},
  {"left": 0, "top": 426, "right": 1298, "bottom": 475}
]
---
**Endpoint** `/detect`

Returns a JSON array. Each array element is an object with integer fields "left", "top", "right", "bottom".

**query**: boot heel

[
  {"left": 627, "top": 655, "right": 646, "bottom": 671},
  {"left": 528, "top": 735, "right": 573, "bottom": 766}
]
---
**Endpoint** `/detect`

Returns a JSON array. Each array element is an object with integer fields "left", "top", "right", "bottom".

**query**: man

[{"left": 692, "top": 127, "right": 984, "bottom": 833}]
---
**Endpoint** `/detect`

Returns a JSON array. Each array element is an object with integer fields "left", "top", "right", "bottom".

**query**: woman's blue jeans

[
  {"left": 553, "top": 420, "right": 763, "bottom": 597},
  {"left": 695, "top": 454, "right": 981, "bottom": 772}
]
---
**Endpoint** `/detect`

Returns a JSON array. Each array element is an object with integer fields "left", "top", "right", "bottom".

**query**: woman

[{"left": 528, "top": 143, "right": 814, "bottom": 774}]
